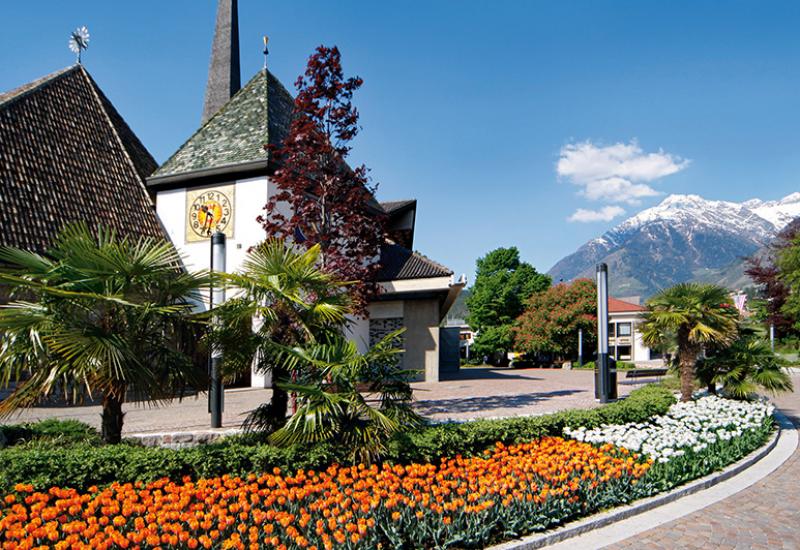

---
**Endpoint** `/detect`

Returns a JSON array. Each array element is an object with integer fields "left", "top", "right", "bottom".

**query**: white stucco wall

[
  {"left": 157, "top": 176, "right": 275, "bottom": 387},
  {"left": 156, "top": 176, "right": 272, "bottom": 281},
  {"left": 155, "top": 177, "right": 451, "bottom": 385},
  {"left": 608, "top": 312, "right": 650, "bottom": 362}
]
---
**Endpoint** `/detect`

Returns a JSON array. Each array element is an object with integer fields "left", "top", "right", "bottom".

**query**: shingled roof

[
  {"left": 0, "top": 65, "right": 166, "bottom": 255},
  {"left": 377, "top": 243, "right": 453, "bottom": 281},
  {"left": 150, "top": 69, "right": 294, "bottom": 183}
]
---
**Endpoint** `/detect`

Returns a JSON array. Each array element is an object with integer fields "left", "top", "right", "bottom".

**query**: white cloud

[
  {"left": 582, "top": 177, "right": 661, "bottom": 204},
  {"left": 568, "top": 205, "right": 626, "bottom": 223},
  {"left": 557, "top": 140, "right": 689, "bottom": 206}
]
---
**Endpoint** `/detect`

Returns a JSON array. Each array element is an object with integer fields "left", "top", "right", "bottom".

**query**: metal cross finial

[
  {"left": 68, "top": 26, "right": 90, "bottom": 64},
  {"left": 263, "top": 35, "right": 269, "bottom": 69}
]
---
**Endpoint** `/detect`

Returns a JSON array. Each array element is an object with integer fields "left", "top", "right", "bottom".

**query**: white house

[
  {"left": 608, "top": 297, "right": 652, "bottom": 362},
  {"left": 146, "top": 1, "right": 463, "bottom": 384}
]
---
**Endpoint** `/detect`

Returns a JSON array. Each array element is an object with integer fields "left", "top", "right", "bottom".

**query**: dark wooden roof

[
  {"left": 0, "top": 65, "right": 166, "bottom": 254},
  {"left": 377, "top": 243, "right": 453, "bottom": 281}
]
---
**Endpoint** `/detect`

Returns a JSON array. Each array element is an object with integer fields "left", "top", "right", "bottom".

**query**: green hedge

[
  {"left": 0, "top": 418, "right": 101, "bottom": 448},
  {"left": 385, "top": 384, "right": 674, "bottom": 463},
  {"left": 0, "top": 385, "right": 675, "bottom": 493}
]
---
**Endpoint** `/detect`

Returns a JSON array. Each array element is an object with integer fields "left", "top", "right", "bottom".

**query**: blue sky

[{"left": 3, "top": 1, "right": 800, "bottom": 282}]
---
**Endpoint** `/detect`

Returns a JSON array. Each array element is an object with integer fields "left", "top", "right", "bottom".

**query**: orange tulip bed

[{"left": 0, "top": 436, "right": 651, "bottom": 549}]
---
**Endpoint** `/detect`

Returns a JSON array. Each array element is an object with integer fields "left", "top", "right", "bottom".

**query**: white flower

[{"left": 564, "top": 396, "right": 772, "bottom": 463}]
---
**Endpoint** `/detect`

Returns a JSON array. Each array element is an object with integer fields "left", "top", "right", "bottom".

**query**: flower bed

[
  {"left": 564, "top": 395, "right": 774, "bottom": 463},
  {"left": 0, "top": 391, "right": 776, "bottom": 549},
  {"left": 0, "top": 437, "right": 651, "bottom": 549}
]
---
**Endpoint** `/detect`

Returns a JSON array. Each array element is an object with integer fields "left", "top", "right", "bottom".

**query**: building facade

[
  {"left": 608, "top": 297, "right": 651, "bottom": 362},
  {"left": 147, "top": 1, "right": 463, "bottom": 384}
]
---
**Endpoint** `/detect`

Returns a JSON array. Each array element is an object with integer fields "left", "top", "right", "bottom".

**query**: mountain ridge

[{"left": 548, "top": 192, "right": 800, "bottom": 297}]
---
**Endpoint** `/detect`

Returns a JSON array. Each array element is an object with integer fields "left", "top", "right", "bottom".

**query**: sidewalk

[{"left": 608, "top": 375, "right": 800, "bottom": 550}]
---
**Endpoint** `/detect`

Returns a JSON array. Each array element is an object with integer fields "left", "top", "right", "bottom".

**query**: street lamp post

[
  {"left": 209, "top": 231, "right": 226, "bottom": 428},
  {"left": 578, "top": 328, "right": 583, "bottom": 368},
  {"left": 596, "top": 263, "right": 611, "bottom": 403},
  {"left": 768, "top": 297, "right": 776, "bottom": 353}
]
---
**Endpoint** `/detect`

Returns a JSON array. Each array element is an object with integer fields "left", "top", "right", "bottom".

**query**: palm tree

[
  {"left": 209, "top": 240, "right": 349, "bottom": 432},
  {"left": 0, "top": 223, "right": 208, "bottom": 443},
  {"left": 640, "top": 283, "right": 739, "bottom": 402},
  {"left": 269, "top": 329, "right": 421, "bottom": 464},
  {"left": 697, "top": 328, "right": 793, "bottom": 399}
]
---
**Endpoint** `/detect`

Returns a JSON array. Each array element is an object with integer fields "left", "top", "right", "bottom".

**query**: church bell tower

[{"left": 202, "top": 0, "right": 241, "bottom": 123}]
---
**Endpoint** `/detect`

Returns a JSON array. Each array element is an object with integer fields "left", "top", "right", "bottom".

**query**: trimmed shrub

[
  {"left": 0, "top": 419, "right": 101, "bottom": 448},
  {"left": 0, "top": 385, "right": 675, "bottom": 492}
]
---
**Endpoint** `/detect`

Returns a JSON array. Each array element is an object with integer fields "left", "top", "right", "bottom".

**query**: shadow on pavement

[
  {"left": 438, "top": 367, "right": 547, "bottom": 382},
  {"left": 414, "top": 389, "right": 584, "bottom": 416}
]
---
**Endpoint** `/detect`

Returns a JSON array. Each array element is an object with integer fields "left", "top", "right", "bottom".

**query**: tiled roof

[
  {"left": 0, "top": 65, "right": 166, "bottom": 255},
  {"left": 380, "top": 200, "right": 416, "bottom": 214},
  {"left": 152, "top": 69, "right": 294, "bottom": 180},
  {"left": 377, "top": 243, "right": 453, "bottom": 281},
  {"left": 609, "top": 297, "right": 646, "bottom": 313}
]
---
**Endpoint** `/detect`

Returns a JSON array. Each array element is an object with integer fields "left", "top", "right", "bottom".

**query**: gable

[{"left": 0, "top": 65, "right": 166, "bottom": 255}]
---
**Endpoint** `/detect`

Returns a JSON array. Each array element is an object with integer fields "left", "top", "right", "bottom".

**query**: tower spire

[{"left": 202, "top": 0, "right": 241, "bottom": 124}]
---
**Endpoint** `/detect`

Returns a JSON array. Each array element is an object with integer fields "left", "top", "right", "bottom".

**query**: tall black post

[
  {"left": 596, "top": 263, "right": 610, "bottom": 403},
  {"left": 209, "top": 231, "right": 226, "bottom": 428}
]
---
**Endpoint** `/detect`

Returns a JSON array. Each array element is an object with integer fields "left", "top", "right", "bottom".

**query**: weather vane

[
  {"left": 68, "top": 26, "right": 90, "bottom": 64},
  {"left": 263, "top": 35, "right": 269, "bottom": 69}
]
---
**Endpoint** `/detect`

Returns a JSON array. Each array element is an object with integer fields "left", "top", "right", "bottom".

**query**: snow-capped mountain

[{"left": 548, "top": 192, "right": 800, "bottom": 297}]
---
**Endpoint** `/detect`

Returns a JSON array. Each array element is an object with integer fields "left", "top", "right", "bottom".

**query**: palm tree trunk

[
  {"left": 268, "top": 365, "right": 289, "bottom": 426},
  {"left": 101, "top": 388, "right": 125, "bottom": 444},
  {"left": 677, "top": 331, "right": 697, "bottom": 402}
]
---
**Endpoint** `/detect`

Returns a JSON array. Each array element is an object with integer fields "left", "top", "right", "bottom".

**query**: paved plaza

[{"left": 2, "top": 367, "right": 641, "bottom": 434}]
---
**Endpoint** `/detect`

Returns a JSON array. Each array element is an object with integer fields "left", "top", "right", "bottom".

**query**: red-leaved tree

[
  {"left": 745, "top": 218, "right": 800, "bottom": 338},
  {"left": 259, "top": 46, "right": 385, "bottom": 308}
]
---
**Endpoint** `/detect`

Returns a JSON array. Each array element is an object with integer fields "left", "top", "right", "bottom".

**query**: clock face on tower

[{"left": 185, "top": 185, "right": 235, "bottom": 243}]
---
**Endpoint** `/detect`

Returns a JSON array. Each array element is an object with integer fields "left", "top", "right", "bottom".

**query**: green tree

[
  {"left": 269, "top": 329, "right": 421, "bottom": 464},
  {"left": 513, "top": 279, "right": 597, "bottom": 360},
  {"left": 640, "top": 283, "right": 739, "bottom": 402},
  {"left": 777, "top": 234, "right": 800, "bottom": 330},
  {"left": 697, "top": 328, "right": 793, "bottom": 399},
  {"left": 209, "top": 240, "right": 350, "bottom": 432},
  {"left": 0, "top": 223, "right": 207, "bottom": 444},
  {"left": 466, "top": 247, "right": 550, "bottom": 364}
]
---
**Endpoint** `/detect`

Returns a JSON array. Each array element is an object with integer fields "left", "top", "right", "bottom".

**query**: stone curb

[
  {"left": 126, "top": 429, "right": 242, "bottom": 448},
  {"left": 489, "top": 412, "right": 788, "bottom": 550}
]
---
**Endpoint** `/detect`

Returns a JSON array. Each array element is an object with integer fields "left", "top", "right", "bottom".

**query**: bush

[
  {"left": 384, "top": 385, "right": 674, "bottom": 463},
  {"left": 0, "top": 385, "right": 675, "bottom": 493},
  {"left": 0, "top": 419, "right": 101, "bottom": 448}
]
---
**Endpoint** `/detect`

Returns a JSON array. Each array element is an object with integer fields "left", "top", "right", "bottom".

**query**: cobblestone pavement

[
  {"left": 1, "top": 367, "right": 642, "bottom": 434},
  {"left": 610, "top": 374, "right": 800, "bottom": 550}
]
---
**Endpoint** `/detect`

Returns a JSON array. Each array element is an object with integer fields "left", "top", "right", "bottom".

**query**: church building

[{"left": 147, "top": 0, "right": 464, "bottom": 383}]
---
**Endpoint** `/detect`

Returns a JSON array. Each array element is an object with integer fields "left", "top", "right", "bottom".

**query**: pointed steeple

[{"left": 202, "top": 0, "right": 241, "bottom": 124}]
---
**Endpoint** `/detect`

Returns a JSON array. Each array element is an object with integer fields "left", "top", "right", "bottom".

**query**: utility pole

[{"left": 209, "top": 231, "right": 226, "bottom": 428}]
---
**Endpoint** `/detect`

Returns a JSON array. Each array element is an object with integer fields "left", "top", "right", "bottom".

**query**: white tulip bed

[{"left": 564, "top": 395, "right": 774, "bottom": 463}]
